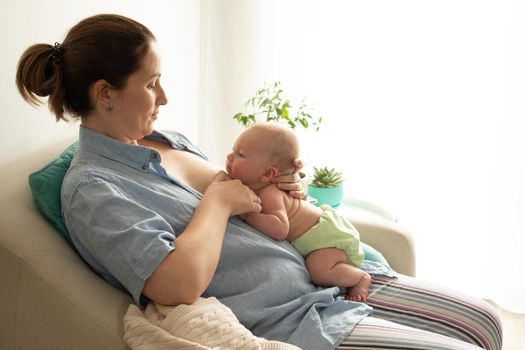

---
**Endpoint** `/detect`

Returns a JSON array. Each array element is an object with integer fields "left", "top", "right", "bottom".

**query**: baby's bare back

[{"left": 285, "top": 195, "right": 323, "bottom": 242}]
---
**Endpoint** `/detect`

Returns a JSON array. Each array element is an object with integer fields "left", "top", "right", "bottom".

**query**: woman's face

[{"left": 110, "top": 41, "right": 168, "bottom": 142}]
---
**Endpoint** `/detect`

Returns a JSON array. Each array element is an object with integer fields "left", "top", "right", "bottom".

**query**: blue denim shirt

[{"left": 61, "top": 126, "right": 393, "bottom": 350}]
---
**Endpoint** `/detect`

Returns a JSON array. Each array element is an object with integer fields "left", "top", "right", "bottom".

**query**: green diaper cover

[{"left": 291, "top": 205, "right": 364, "bottom": 267}]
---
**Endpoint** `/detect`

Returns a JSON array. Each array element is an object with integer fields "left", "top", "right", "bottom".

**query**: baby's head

[{"left": 226, "top": 122, "right": 299, "bottom": 188}]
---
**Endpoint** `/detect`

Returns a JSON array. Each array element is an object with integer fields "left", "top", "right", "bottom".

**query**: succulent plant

[{"left": 310, "top": 167, "right": 343, "bottom": 188}]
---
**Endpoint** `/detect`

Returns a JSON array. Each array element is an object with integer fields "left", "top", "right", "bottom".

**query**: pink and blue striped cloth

[{"left": 338, "top": 275, "right": 502, "bottom": 350}]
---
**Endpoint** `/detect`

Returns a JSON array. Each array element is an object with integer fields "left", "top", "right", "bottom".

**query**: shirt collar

[{"left": 78, "top": 126, "right": 161, "bottom": 172}]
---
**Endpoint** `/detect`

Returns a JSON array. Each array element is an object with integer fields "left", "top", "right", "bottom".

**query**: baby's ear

[{"left": 259, "top": 166, "right": 279, "bottom": 183}]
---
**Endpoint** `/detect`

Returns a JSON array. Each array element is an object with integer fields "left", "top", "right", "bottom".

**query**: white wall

[
  {"left": 200, "top": 0, "right": 283, "bottom": 165},
  {"left": 0, "top": 0, "right": 201, "bottom": 166},
  {"left": 211, "top": 0, "right": 525, "bottom": 310}
]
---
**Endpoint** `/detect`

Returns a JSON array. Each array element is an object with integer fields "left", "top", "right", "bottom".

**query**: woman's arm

[{"left": 143, "top": 172, "right": 261, "bottom": 305}]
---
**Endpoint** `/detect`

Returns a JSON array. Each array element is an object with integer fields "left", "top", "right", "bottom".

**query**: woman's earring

[{"left": 106, "top": 102, "right": 113, "bottom": 112}]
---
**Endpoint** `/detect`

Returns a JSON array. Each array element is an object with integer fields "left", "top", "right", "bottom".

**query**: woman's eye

[{"left": 148, "top": 81, "right": 158, "bottom": 89}]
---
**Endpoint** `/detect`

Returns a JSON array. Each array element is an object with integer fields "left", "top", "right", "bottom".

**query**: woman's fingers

[
  {"left": 273, "top": 173, "right": 306, "bottom": 199},
  {"left": 272, "top": 172, "right": 300, "bottom": 185},
  {"left": 272, "top": 158, "right": 304, "bottom": 185},
  {"left": 287, "top": 189, "right": 306, "bottom": 200},
  {"left": 251, "top": 197, "right": 262, "bottom": 213},
  {"left": 292, "top": 158, "right": 305, "bottom": 172},
  {"left": 212, "top": 170, "right": 232, "bottom": 182},
  {"left": 271, "top": 158, "right": 307, "bottom": 199},
  {"left": 205, "top": 172, "right": 261, "bottom": 215}
]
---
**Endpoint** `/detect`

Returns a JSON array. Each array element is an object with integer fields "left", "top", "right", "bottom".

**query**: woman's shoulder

[
  {"left": 62, "top": 159, "right": 111, "bottom": 196},
  {"left": 62, "top": 149, "right": 127, "bottom": 196}
]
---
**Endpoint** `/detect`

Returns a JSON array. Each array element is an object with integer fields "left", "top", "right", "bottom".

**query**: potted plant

[
  {"left": 233, "top": 81, "right": 322, "bottom": 130},
  {"left": 233, "top": 81, "right": 331, "bottom": 190},
  {"left": 307, "top": 166, "right": 344, "bottom": 208}
]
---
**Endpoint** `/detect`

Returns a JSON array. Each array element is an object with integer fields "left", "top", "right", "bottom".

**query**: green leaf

[
  {"left": 310, "top": 166, "right": 344, "bottom": 187},
  {"left": 233, "top": 112, "right": 243, "bottom": 122},
  {"left": 259, "top": 98, "right": 270, "bottom": 108},
  {"left": 232, "top": 81, "right": 323, "bottom": 131}
]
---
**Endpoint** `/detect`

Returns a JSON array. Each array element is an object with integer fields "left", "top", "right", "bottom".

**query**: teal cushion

[
  {"left": 362, "top": 242, "right": 390, "bottom": 267},
  {"left": 28, "top": 142, "right": 78, "bottom": 246}
]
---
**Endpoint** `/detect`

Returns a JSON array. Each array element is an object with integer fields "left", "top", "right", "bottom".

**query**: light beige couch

[{"left": 0, "top": 137, "right": 415, "bottom": 350}]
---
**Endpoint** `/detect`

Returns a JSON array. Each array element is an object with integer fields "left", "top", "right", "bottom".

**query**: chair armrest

[
  {"left": 338, "top": 202, "right": 416, "bottom": 276},
  {"left": 0, "top": 138, "right": 131, "bottom": 350}
]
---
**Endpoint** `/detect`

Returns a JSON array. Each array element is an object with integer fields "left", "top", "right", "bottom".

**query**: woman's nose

[{"left": 157, "top": 86, "right": 168, "bottom": 105}]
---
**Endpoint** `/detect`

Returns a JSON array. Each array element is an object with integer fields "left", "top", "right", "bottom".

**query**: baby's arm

[{"left": 243, "top": 185, "right": 289, "bottom": 240}]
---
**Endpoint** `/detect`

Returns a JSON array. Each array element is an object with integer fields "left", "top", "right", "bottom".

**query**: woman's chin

[
  {"left": 147, "top": 115, "right": 157, "bottom": 126},
  {"left": 147, "top": 118, "right": 157, "bottom": 129},
  {"left": 141, "top": 125, "right": 155, "bottom": 137}
]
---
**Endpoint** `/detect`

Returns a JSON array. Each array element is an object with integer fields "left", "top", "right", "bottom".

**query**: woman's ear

[
  {"left": 91, "top": 79, "right": 113, "bottom": 110},
  {"left": 259, "top": 166, "right": 279, "bottom": 183}
]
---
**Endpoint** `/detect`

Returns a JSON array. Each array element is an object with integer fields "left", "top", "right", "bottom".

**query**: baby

[{"left": 226, "top": 122, "right": 372, "bottom": 302}]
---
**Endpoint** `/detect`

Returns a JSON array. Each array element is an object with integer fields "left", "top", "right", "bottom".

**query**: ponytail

[{"left": 16, "top": 43, "right": 66, "bottom": 121}]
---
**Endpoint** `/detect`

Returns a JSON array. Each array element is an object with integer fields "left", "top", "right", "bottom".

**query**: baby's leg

[{"left": 306, "top": 248, "right": 372, "bottom": 302}]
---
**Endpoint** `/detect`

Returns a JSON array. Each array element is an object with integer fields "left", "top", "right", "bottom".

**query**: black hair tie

[{"left": 50, "top": 42, "right": 63, "bottom": 63}]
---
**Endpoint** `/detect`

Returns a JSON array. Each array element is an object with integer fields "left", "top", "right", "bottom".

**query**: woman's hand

[
  {"left": 272, "top": 158, "right": 306, "bottom": 199},
  {"left": 205, "top": 171, "right": 262, "bottom": 216},
  {"left": 144, "top": 171, "right": 262, "bottom": 305}
]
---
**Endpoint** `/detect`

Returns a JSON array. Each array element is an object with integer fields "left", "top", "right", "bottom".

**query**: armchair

[{"left": 0, "top": 137, "right": 415, "bottom": 350}]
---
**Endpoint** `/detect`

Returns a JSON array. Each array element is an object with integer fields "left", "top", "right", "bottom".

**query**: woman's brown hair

[{"left": 16, "top": 14, "right": 155, "bottom": 121}]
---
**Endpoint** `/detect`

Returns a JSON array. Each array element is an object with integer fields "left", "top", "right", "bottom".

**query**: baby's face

[{"left": 226, "top": 129, "right": 268, "bottom": 187}]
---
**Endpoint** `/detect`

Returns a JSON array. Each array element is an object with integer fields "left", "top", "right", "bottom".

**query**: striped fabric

[{"left": 337, "top": 275, "right": 502, "bottom": 350}]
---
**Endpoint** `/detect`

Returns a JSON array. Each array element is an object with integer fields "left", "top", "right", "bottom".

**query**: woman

[{"left": 16, "top": 14, "right": 502, "bottom": 350}]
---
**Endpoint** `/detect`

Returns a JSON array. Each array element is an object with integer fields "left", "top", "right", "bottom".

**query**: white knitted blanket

[{"left": 123, "top": 297, "right": 301, "bottom": 350}]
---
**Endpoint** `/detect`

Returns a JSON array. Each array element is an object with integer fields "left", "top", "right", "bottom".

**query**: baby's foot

[{"left": 346, "top": 273, "right": 372, "bottom": 302}]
